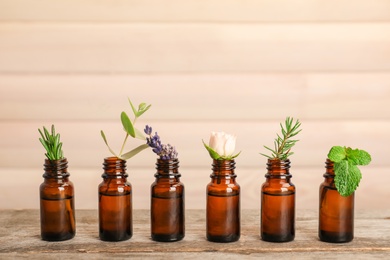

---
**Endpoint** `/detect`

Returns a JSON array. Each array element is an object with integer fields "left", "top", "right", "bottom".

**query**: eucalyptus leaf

[
  {"left": 100, "top": 130, "right": 117, "bottom": 157},
  {"left": 134, "top": 128, "right": 146, "bottom": 140},
  {"left": 121, "top": 112, "right": 135, "bottom": 138},
  {"left": 121, "top": 144, "right": 150, "bottom": 160},
  {"left": 136, "top": 104, "right": 151, "bottom": 118},
  {"left": 128, "top": 98, "right": 138, "bottom": 117}
]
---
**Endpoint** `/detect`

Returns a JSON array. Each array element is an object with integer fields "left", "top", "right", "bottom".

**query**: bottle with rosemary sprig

[
  {"left": 38, "top": 125, "right": 75, "bottom": 241},
  {"left": 99, "top": 99, "right": 151, "bottom": 241},
  {"left": 260, "top": 117, "right": 302, "bottom": 242},
  {"left": 144, "top": 125, "right": 184, "bottom": 242}
]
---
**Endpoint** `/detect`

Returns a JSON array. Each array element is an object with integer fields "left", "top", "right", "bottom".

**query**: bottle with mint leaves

[
  {"left": 319, "top": 146, "right": 371, "bottom": 243},
  {"left": 38, "top": 125, "right": 75, "bottom": 241},
  {"left": 260, "top": 117, "right": 301, "bottom": 242}
]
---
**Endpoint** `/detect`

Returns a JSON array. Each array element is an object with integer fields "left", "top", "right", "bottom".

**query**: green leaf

[
  {"left": 100, "top": 130, "right": 117, "bottom": 157},
  {"left": 202, "top": 140, "right": 221, "bottom": 160},
  {"left": 121, "top": 112, "right": 135, "bottom": 138},
  {"left": 38, "top": 125, "right": 64, "bottom": 160},
  {"left": 136, "top": 104, "right": 151, "bottom": 118},
  {"left": 261, "top": 117, "right": 301, "bottom": 160},
  {"left": 327, "top": 146, "right": 346, "bottom": 162},
  {"left": 334, "top": 160, "right": 362, "bottom": 197},
  {"left": 134, "top": 127, "right": 146, "bottom": 140},
  {"left": 128, "top": 98, "right": 138, "bottom": 117},
  {"left": 138, "top": 103, "right": 147, "bottom": 111},
  {"left": 229, "top": 151, "right": 242, "bottom": 160},
  {"left": 346, "top": 148, "right": 372, "bottom": 166},
  {"left": 120, "top": 144, "right": 150, "bottom": 160}
]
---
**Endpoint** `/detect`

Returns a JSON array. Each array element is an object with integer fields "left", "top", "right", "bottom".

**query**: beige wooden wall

[{"left": 0, "top": 0, "right": 389, "bottom": 210}]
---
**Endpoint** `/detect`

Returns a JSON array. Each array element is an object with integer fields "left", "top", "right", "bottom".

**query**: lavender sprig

[{"left": 144, "top": 125, "right": 178, "bottom": 160}]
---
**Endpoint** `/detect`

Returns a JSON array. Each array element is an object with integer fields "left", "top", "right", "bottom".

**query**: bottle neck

[
  {"left": 265, "top": 158, "right": 291, "bottom": 179},
  {"left": 211, "top": 159, "right": 236, "bottom": 177},
  {"left": 43, "top": 158, "right": 69, "bottom": 179},
  {"left": 102, "top": 157, "right": 127, "bottom": 178},
  {"left": 324, "top": 158, "right": 335, "bottom": 177},
  {"left": 155, "top": 158, "right": 180, "bottom": 179}
]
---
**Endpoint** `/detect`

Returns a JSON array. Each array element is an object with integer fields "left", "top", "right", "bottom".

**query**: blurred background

[{"left": 0, "top": 0, "right": 389, "bottom": 211}]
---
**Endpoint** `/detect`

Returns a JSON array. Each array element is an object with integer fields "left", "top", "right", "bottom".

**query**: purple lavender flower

[
  {"left": 144, "top": 125, "right": 152, "bottom": 135},
  {"left": 144, "top": 125, "right": 178, "bottom": 160}
]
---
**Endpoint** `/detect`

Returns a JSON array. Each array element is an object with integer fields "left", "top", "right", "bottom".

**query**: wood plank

[
  {"left": 0, "top": 120, "right": 386, "bottom": 169},
  {"left": 0, "top": 164, "right": 386, "bottom": 210},
  {"left": 1, "top": 23, "right": 390, "bottom": 73},
  {"left": 1, "top": 0, "right": 390, "bottom": 22},
  {"left": 1, "top": 74, "right": 390, "bottom": 120},
  {"left": 0, "top": 209, "right": 389, "bottom": 258}
]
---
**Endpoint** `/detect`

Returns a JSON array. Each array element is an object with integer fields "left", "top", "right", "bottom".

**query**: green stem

[
  {"left": 119, "top": 133, "right": 129, "bottom": 157},
  {"left": 277, "top": 132, "right": 291, "bottom": 157},
  {"left": 118, "top": 116, "right": 138, "bottom": 157}
]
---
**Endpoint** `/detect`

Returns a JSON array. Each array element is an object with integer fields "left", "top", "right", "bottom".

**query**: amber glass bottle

[
  {"left": 151, "top": 158, "right": 185, "bottom": 242},
  {"left": 206, "top": 159, "right": 240, "bottom": 243},
  {"left": 40, "top": 158, "right": 75, "bottom": 241},
  {"left": 98, "top": 157, "right": 132, "bottom": 241},
  {"left": 319, "top": 159, "right": 354, "bottom": 243},
  {"left": 261, "top": 159, "right": 295, "bottom": 242}
]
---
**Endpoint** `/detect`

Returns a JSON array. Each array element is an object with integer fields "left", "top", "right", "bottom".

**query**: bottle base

[
  {"left": 261, "top": 232, "right": 294, "bottom": 242},
  {"left": 41, "top": 232, "right": 75, "bottom": 241},
  {"left": 319, "top": 230, "right": 353, "bottom": 243},
  {"left": 99, "top": 230, "right": 132, "bottom": 242},
  {"left": 207, "top": 234, "right": 240, "bottom": 243},
  {"left": 152, "top": 233, "right": 184, "bottom": 242}
]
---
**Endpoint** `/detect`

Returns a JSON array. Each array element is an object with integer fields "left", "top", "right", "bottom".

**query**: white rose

[{"left": 209, "top": 131, "right": 236, "bottom": 157}]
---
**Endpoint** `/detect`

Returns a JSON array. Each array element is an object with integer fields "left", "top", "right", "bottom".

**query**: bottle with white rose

[{"left": 203, "top": 132, "right": 241, "bottom": 243}]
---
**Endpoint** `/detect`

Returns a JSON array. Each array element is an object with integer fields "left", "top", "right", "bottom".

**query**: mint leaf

[
  {"left": 327, "top": 146, "right": 346, "bottom": 162},
  {"left": 346, "top": 148, "right": 372, "bottom": 166},
  {"left": 334, "top": 160, "right": 362, "bottom": 197}
]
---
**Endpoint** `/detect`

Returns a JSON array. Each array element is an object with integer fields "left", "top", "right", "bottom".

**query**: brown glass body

[
  {"left": 319, "top": 159, "right": 354, "bottom": 243},
  {"left": 206, "top": 159, "right": 240, "bottom": 243},
  {"left": 98, "top": 157, "right": 132, "bottom": 241},
  {"left": 40, "top": 158, "right": 75, "bottom": 241},
  {"left": 151, "top": 158, "right": 185, "bottom": 242},
  {"left": 261, "top": 159, "right": 295, "bottom": 242}
]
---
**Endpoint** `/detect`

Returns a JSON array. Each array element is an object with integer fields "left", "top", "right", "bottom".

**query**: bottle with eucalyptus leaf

[
  {"left": 260, "top": 117, "right": 301, "bottom": 242},
  {"left": 203, "top": 132, "right": 241, "bottom": 243},
  {"left": 319, "top": 146, "right": 371, "bottom": 243},
  {"left": 145, "top": 125, "right": 184, "bottom": 242},
  {"left": 99, "top": 98, "right": 151, "bottom": 241},
  {"left": 38, "top": 125, "right": 75, "bottom": 241}
]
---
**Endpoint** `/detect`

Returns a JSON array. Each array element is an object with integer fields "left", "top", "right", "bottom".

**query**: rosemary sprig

[
  {"left": 38, "top": 125, "right": 64, "bottom": 161},
  {"left": 260, "top": 117, "right": 302, "bottom": 160}
]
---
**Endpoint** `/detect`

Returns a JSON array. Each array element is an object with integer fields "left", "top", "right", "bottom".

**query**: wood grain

[
  {"left": 1, "top": 73, "right": 390, "bottom": 120},
  {"left": 0, "top": 209, "right": 389, "bottom": 259},
  {"left": 1, "top": 23, "right": 390, "bottom": 73},
  {"left": 1, "top": 0, "right": 390, "bottom": 22}
]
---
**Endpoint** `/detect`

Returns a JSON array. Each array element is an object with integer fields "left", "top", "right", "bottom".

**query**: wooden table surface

[{"left": 1, "top": 209, "right": 389, "bottom": 259}]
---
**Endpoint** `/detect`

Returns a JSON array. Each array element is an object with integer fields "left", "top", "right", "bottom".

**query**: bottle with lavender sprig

[{"left": 145, "top": 125, "right": 185, "bottom": 242}]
